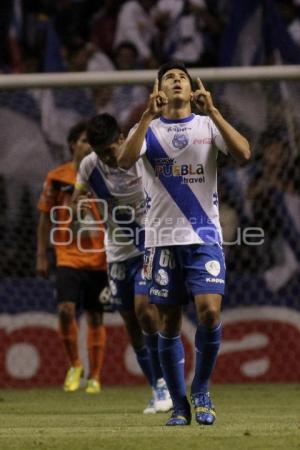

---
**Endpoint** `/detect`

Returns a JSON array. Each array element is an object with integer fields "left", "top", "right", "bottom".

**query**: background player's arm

[
  {"left": 117, "top": 79, "right": 168, "bottom": 169},
  {"left": 36, "top": 211, "right": 52, "bottom": 278},
  {"left": 192, "top": 78, "right": 251, "bottom": 162},
  {"left": 70, "top": 185, "right": 90, "bottom": 219}
]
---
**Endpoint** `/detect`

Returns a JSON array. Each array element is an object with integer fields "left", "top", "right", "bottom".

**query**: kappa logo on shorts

[
  {"left": 154, "top": 269, "right": 169, "bottom": 286},
  {"left": 205, "top": 260, "right": 221, "bottom": 277}
]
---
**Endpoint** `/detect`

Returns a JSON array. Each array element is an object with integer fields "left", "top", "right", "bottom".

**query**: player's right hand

[
  {"left": 36, "top": 255, "right": 49, "bottom": 278},
  {"left": 146, "top": 78, "right": 168, "bottom": 117}
]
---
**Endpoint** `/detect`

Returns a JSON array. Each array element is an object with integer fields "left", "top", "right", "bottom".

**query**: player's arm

[
  {"left": 70, "top": 183, "right": 91, "bottom": 220},
  {"left": 117, "top": 79, "right": 168, "bottom": 169},
  {"left": 192, "top": 78, "right": 251, "bottom": 162},
  {"left": 36, "top": 211, "right": 51, "bottom": 278}
]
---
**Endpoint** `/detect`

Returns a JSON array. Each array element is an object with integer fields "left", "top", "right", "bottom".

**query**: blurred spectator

[
  {"left": 114, "top": 0, "right": 158, "bottom": 68},
  {"left": 152, "top": 0, "right": 222, "bottom": 66},
  {"left": 89, "top": 0, "right": 122, "bottom": 59},
  {"left": 247, "top": 130, "right": 300, "bottom": 290},
  {"left": 112, "top": 41, "right": 149, "bottom": 130}
]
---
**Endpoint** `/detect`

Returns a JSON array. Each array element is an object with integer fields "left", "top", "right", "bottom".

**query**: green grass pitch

[{"left": 0, "top": 384, "right": 299, "bottom": 450}]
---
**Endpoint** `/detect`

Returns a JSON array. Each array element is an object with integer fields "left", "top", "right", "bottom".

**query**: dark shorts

[
  {"left": 108, "top": 254, "right": 148, "bottom": 311},
  {"left": 56, "top": 266, "right": 108, "bottom": 312},
  {"left": 143, "top": 244, "right": 226, "bottom": 305}
]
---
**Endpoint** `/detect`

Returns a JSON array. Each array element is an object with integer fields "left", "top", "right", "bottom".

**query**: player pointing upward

[{"left": 118, "top": 61, "right": 251, "bottom": 426}]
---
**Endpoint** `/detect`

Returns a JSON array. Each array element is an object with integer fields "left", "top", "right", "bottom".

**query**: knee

[
  {"left": 86, "top": 311, "right": 103, "bottom": 327},
  {"left": 158, "top": 306, "right": 182, "bottom": 337},
  {"left": 58, "top": 303, "right": 75, "bottom": 324},
  {"left": 198, "top": 305, "right": 220, "bottom": 328},
  {"left": 135, "top": 303, "right": 155, "bottom": 330}
]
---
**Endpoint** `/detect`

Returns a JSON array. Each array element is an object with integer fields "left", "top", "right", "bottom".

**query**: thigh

[
  {"left": 56, "top": 266, "right": 82, "bottom": 305},
  {"left": 143, "top": 246, "right": 188, "bottom": 305},
  {"left": 82, "top": 270, "right": 108, "bottom": 312},
  {"left": 182, "top": 244, "right": 226, "bottom": 296},
  {"left": 108, "top": 261, "right": 134, "bottom": 312}
]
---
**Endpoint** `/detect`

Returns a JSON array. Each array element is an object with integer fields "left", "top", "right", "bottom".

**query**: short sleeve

[
  {"left": 210, "top": 119, "right": 228, "bottom": 155},
  {"left": 75, "top": 159, "right": 89, "bottom": 191},
  {"left": 37, "top": 173, "right": 57, "bottom": 212}
]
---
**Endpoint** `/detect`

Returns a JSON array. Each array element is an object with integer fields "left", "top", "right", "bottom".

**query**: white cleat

[
  {"left": 143, "top": 394, "right": 156, "bottom": 414},
  {"left": 154, "top": 378, "right": 173, "bottom": 413}
]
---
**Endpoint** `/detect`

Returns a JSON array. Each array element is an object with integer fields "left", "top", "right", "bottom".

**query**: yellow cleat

[
  {"left": 63, "top": 366, "right": 83, "bottom": 392},
  {"left": 85, "top": 378, "right": 101, "bottom": 394}
]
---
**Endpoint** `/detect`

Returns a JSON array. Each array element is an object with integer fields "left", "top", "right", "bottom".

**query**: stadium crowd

[{"left": 1, "top": 0, "right": 300, "bottom": 74}]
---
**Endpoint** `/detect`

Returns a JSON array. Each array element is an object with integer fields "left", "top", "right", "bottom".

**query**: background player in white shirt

[
  {"left": 118, "top": 62, "right": 251, "bottom": 426},
  {"left": 72, "top": 113, "right": 172, "bottom": 414}
]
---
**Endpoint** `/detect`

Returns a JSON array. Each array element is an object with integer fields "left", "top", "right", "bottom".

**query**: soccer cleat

[
  {"left": 143, "top": 394, "right": 156, "bottom": 414},
  {"left": 165, "top": 409, "right": 191, "bottom": 426},
  {"left": 154, "top": 378, "right": 173, "bottom": 412},
  {"left": 63, "top": 366, "right": 83, "bottom": 392},
  {"left": 191, "top": 392, "right": 216, "bottom": 425},
  {"left": 85, "top": 378, "right": 101, "bottom": 394}
]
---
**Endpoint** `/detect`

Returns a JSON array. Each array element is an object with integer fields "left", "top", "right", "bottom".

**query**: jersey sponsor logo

[
  {"left": 149, "top": 287, "right": 169, "bottom": 298},
  {"left": 193, "top": 138, "right": 212, "bottom": 145},
  {"left": 205, "top": 260, "right": 221, "bottom": 276},
  {"left": 172, "top": 134, "right": 189, "bottom": 149},
  {"left": 205, "top": 277, "right": 225, "bottom": 284},
  {"left": 155, "top": 161, "right": 204, "bottom": 178},
  {"left": 154, "top": 269, "right": 169, "bottom": 286},
  {"left": 167, "top": 126, "right": 192, "bottom": 133}
]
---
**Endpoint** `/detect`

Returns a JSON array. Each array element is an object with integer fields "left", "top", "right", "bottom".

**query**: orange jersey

[{"left": 38, "top": 161, "right": 106, "bottom": 270}]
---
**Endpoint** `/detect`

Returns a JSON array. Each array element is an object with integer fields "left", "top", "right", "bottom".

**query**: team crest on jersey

[
  {"left": 172, "top": 133, "right": 189, "bottom": 149},
  {"left": 205, "top": 260, "right": 221, "bottom": 277},
  {"left": 155, "top": 269, "right": 169, "bottom": 286}
]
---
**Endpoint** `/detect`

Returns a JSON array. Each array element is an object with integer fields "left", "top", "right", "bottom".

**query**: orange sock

[
  {"left": 87, "top": 325, "right": 107, "bottom": 381},
  {"left": 59, "top": 319, "right": 81, "bottom": 368}
]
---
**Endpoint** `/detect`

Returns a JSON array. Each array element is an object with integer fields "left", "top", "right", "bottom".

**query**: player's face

[
  {"left": 160, "top": 69, "right": 192, "bottom": 103},
  {"left": 94, "top": 136, "right": 124, "bottom": 168},
  {"left": 73, "top": 131, "right": 92, "bottom": 162}
]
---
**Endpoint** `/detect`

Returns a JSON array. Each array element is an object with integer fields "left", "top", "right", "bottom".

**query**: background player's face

[
  {"left": 94, "top": 136, "right": 124, "bottom": 168},
  {"left": 160, "top": 69, "right": 192, "bottom": 104},
  {"left": 72, "top": 131, "right": 92, "bottom": 162}
]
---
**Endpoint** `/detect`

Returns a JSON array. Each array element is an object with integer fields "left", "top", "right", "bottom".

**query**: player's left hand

[{"left": 191, "top": 78, "right": 216, "bottom": 115}]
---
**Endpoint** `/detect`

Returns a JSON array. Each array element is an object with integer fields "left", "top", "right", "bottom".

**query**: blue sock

[
  {"left": 134, "top": 346, "right": 154, "bottom": 387},
  {"left": 191, "top": 323, "right": 222, "bottom": 394},
  {"left": 158, "top": 333, "right": 189, "bottom": 412},
  {"left": 144, "top": 332, "right": 163, "bottom": 385}
]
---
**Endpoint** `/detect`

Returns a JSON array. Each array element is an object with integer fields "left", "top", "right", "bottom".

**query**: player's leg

[
  {"left": 191, "top": 293, "right": 222, "bottom": 424},
  {"left": 144, "top": 247, "right": 190, "bottom": 425},
  {"left": 119, "top": 309, "right": 154, "bottom": 389},
  {"left": 83, "top": 270, "right": 108, "bottom": 394},
  {"left": 135, "top": 293, "right": 172, "bottom": 414},
  {"left": 85, "top": 309, "right": 106, "bottom": 393},
  {"left": 56, "top": 267, "right": 83, "bottom": 392},
  {"left": 108, "top": 260, "right": 154, "bottom": 409},
  {"left": 185, "top": 244, "right": 225, "bottom": 425}
]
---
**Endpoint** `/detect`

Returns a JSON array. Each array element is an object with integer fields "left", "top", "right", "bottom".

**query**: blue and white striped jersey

[
  {"left": 76, "top": 152, "right": 145, "bottom": 262},
  {"left": 135, "top": 113, "right": 227, "bottom": 247}
]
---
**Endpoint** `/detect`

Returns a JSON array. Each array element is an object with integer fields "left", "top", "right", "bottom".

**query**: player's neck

[{"left": 162, "top": 104, "right": 192, "bottom": 120}]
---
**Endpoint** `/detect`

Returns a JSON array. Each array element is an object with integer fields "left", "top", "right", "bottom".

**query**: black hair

[
  {"left": 67, "top": 121, "right": 87, "bottom": 154},
  {"left": 114, "top": 41, "right": 138, "bottom": 59},
  {"left": 86, "top": 113, "right": 121, "bottom": 149},
  {"left": 157, "top": 61, "right": 193, "bottom": 89}
]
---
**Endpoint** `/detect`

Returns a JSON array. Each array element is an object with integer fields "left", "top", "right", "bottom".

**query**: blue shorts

[
  {"left": 108, "top": 254, "right": 148, "bottom": 311},
  {"left": 143, "top": 244, "right": 226, "bottom": 305}
]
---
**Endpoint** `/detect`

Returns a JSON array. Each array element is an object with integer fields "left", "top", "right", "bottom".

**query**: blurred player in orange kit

[{"left": 36, "top": 121, "right": 108, "bottom": 394}]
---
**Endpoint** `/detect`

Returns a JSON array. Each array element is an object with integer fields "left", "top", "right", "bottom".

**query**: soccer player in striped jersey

[
  {"left": 118, "top": 61, "right": 251, "bottom": 426},
  {"left": 72, "top": 113, "right": 172, "bottom": 414}
]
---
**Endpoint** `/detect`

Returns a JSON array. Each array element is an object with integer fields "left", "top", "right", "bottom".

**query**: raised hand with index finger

[
  {"left": 191, "top": 77, "right": 217, "bottom": 116},
  {"left": 146, "top": 78, "right": 169, "bottom": 117}
]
